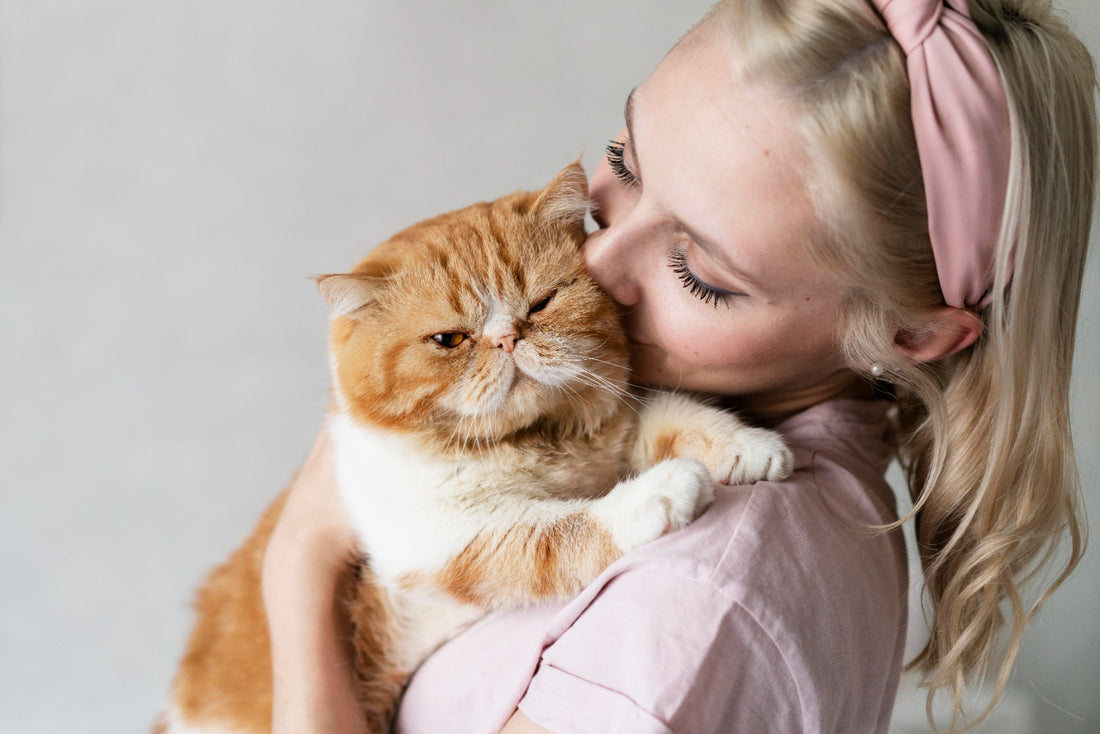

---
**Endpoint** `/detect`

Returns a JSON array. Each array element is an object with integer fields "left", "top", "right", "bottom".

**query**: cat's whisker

[
  {"left": 572, "top": 378, "right": 644, "bottom": 419},
  {"left": 567, "top": 363, "right": 651, "bottom": 402},
  {"left": 561, "top": 354, "right": 630, "bottom": 380},
  {"left": 572, "top": 371, "right": 635, "bottom": 399},
  {"left": 445, "top": 420, "right": 467, "bottom": 454},
  {"left": 473, "top": 416, "right": 487, "bottom": 462},
  {"left": 558, "top": 383, "right": 595, "bottom": 414},
  {"left": 442, "top": 414, "right": 464, "bottom": 450},
  {"left": 460, "top": 418, "right": 477, "bottom": 452},
  {"left": 565, "top": 355, "right": 667, "bottom": 399},
  {"left": 571, "top": 353, "right": 631, "bottom": 373},
  {"left": 463, "top": 418, "right": 477, "bottom": 456},
  {"left": 624, "top": 382, "right": 668, "bottom": 396},
  {"left": 582, "top": 373, "right": 666, "bottom": 400},
  {"left": 580, "top": 381, "right": 645, "bottom": 414},
  {"left": 455, "top": 417, "right": 479, "bottom": 455},
  {"left": 569, "top": 365, "right": 645, "bottom": 404},
  {"left": 547, "top": 382, "right": 580, "bottom": 413},
  {"left": 572, "top": 372, "right": 628, "bottom": 399}
]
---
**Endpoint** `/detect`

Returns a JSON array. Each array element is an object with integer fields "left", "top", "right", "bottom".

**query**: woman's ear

[{"left": 894, "top": 307, "right": 983, "bottom": 363}]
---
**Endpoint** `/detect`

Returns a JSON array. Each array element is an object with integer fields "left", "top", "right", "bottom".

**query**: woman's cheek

[{"left": 650, "top": 287, "right": 711, "bottom": 358}]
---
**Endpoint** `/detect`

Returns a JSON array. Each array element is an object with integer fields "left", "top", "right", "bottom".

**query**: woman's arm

[{"left": 262, "top": 426, "right": 368, "bottom": 734}]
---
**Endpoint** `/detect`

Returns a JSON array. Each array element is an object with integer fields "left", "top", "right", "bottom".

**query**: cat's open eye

[
  {"left": 431, "top": 332, "right": 469, "bottom": 348},
  {"left": 528, "top": 291, "right": 556, "bottom": 315}
]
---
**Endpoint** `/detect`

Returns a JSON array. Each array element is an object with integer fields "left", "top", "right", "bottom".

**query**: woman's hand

[{"left": 262, "top": 422, "right": 367, "bottom": 734}]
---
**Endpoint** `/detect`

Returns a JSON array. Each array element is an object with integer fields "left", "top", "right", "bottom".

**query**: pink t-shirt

[{"left": 395, "top": 398, "right": 908, "bottom": 734}]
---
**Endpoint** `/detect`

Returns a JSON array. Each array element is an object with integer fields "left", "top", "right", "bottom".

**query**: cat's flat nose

[{"left": 494, "top": 333, "right": 519, "bottom": 353}]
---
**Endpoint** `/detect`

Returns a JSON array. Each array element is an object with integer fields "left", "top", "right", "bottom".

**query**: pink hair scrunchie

[{"left": 872, "top": 0, "right": 1012, "bottom": 310}]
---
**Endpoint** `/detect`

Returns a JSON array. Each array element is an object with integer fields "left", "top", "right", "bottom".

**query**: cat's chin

[
  {"left": 437, "top": 377, "right": 573, "bottom": 444},
  {"left": 504, "top": 375, "right": 557, "bottom": 423},
  {"left": 472, "top": 379, "right": 550, "bottom": 435}
]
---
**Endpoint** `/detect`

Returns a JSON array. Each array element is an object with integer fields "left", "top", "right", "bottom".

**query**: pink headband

[{"left": 872, "top": 0, "right": 1012, "bottom": 310}]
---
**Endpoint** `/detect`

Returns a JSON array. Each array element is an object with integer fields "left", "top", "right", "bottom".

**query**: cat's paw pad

[
  {"left": 594, "top": 458, "right": 713, "bottom": 552},
  {"left": 711, "top": 427, "right": 794, "bottom": 485}
]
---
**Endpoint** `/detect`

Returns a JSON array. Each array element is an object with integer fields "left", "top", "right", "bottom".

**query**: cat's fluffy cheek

[{"left": 512, "top": 345, "right": 582, "bottom": 388}]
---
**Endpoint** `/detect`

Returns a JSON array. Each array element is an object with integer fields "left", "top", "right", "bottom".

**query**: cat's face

[{"left": 320, "top": 164, "right": 630, "bottom": 445}]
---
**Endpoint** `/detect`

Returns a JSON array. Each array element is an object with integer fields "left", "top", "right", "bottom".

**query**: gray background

[{"left": 1, "top": 1, "right": 1096, "bottom": 732}]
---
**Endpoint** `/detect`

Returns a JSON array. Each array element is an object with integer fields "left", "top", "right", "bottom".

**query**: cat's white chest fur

[{"left": 329, "top": 413, "right": 481, "bottom": 584}]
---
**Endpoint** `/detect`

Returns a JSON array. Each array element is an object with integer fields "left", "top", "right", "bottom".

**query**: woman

[{"left": 263, "top": 0, "right": 1096, "bottom": 731}]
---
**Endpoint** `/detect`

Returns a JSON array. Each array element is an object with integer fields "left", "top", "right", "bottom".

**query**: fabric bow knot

[{"left": 872, "top": 0, "right": 1012, "bottom": 310}]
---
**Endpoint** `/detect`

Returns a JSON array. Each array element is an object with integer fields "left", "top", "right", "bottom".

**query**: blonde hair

[{"left": 710, "top": 0, "right": 1096, "bottom": 729}]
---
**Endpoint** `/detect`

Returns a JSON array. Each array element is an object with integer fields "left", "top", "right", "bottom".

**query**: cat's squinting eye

[
  {"left": 529, "top": 291, "right": 556, "bottom": 315},
  {"left": 431, "top": 332, "right": 468, "bottom": 348}
]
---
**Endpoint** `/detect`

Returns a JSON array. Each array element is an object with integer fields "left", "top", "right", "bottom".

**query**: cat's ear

[
  {"left": 316, "top": 274, "right": 380, "bottom": 318},
  {"left": 531, "top": 161, "right": 589, "bottom": 230}
]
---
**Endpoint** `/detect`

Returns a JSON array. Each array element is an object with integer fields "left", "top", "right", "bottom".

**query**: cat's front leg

[
  {"left": 430, "top": 458, "right": 713, "bottom": 608},
  {"left": 632, "top": 391, "right": 794, "bottom": 485},
  {"left": 589, "top": 457, "right": 714, "bottom": 553}
]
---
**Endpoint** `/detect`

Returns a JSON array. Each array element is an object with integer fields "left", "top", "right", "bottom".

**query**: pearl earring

[{"left": 869, "top": 364, "right": 884, "bottom": 378}]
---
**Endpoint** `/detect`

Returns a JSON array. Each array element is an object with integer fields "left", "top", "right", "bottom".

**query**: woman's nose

[
  {"left": 583, "top": 225, "right": 640, "bottom": 306},
  {"left": 585, "top": 147, "right": 643, "bottom": 306}
]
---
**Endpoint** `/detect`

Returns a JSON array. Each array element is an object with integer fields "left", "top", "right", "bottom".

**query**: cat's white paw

[
  {"left": 592, "top": 458, "right": 713, "bottom": 552},
  {"left": 707, "top": 426, "right": 794, "bottom": 485}
]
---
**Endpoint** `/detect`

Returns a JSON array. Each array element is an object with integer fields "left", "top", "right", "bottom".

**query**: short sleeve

[{"left": 517, "top": 568, "right": 805, "bottom": 734}]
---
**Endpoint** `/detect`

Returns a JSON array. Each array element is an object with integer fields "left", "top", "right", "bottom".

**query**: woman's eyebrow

[{"left": 624, "top": 88, "right": 644, "bottom": 180}]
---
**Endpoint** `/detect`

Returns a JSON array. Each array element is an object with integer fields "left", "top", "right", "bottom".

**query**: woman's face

[{"left": 584, "top": 27, "right": 861, "bottom": 416}]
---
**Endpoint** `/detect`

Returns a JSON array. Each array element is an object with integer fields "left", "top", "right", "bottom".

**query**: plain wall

[{"left": 1, "top": 2, "right": 1096, "bottom": 732}]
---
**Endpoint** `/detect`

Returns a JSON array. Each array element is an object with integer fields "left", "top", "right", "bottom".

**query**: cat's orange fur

[
  {"left": 160, "top": 492, "right": 285, "bottom": 734},
  {"left": 161, "top": 163, "right": 792, "bottom": 734}
]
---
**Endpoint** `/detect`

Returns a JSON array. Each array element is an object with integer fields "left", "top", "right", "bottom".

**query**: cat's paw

[
  {"left": 592, "top": 458, "right": 713, "bottom": 553},
  {"left": 702, "top": 426, "right": 794, "bottom": 485},
  {"left": 633, "top": 392, "right": 793, "bottom": 487}
]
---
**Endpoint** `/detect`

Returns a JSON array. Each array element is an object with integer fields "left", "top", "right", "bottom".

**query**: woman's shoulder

[
  {"left": 515, "top": 398, "right": 908, "bottom": 732},
  {"left": 614, "top": 397, "right": 902, "bottom": 587}
]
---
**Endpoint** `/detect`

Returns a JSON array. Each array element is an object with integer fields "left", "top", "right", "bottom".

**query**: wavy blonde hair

[{"left": 709, "top": 0, "right": 1096, "bottom": 729}]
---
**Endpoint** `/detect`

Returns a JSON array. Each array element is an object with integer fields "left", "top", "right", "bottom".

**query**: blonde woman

[{"left": 263, "top": 0, "right": 1096, "bottom": 731}]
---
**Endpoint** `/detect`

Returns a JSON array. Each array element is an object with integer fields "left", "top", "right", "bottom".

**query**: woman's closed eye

[
  {"left": 605, "top": 140, "right": 639, "bottom": 189},
  {"left": 668, "top": 246, "right": 743, "bottom": 308}
]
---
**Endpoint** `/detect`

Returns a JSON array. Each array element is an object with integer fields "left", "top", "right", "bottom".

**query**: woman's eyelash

[
  {"left": 668, "top": 247, "right": 735, "bottom": 308},
  {"left": 605, "top": 140, "right": 640, "bottom": 189}
]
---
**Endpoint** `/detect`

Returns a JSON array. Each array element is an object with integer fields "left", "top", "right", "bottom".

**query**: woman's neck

[{"left": 715, "top": 369, "right": 877, "bottom": 428}]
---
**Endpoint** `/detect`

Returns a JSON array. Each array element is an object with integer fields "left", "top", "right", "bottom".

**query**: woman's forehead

[{"left": 633, "top": 32, "right": 831, "bottom": 294}]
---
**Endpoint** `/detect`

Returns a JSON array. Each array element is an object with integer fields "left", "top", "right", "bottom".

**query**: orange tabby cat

[{"left": 159, "top": 163, "right": 792, "bottom": 734}]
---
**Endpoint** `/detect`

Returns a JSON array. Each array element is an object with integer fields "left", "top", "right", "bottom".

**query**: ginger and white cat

[{"left": 159, "top": 163, "right": 792, "bottom": 734}]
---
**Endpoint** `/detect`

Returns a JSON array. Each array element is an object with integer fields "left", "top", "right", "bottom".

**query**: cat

[{"left": 158, "top": 162, "right": 793, "bottom": 734}]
